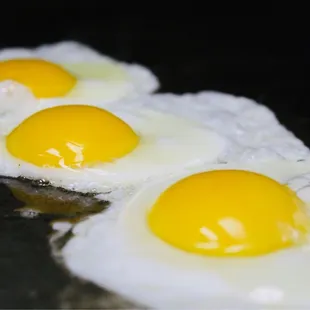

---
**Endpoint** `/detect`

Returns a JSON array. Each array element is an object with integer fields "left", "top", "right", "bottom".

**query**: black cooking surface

[{"left": 1, "top": 14, "right": 310, "bottom": 309}]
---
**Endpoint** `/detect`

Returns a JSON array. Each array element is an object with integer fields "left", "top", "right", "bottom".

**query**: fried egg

[
  {"left": 0, "top": 85, "right": 309, "bottom": 197},
  {"left": 0, "top": 41, "right": 159, "bottom": 102},
  {"left": 58, "top": 161, "right": 310, "bottom": 309},
  {"left": 0, "top": 83, "right": 228, "bottom": 196}
]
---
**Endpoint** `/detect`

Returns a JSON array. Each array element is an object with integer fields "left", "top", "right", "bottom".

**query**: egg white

[
  {"left": 128, "top": 92, "right": 310, "bottom": 162},
  {"left": 0, "top": 41, "right": 159, "bottom": 102},
  {"left": 58, "top": 161, "right": 310, "bottom": 309}
]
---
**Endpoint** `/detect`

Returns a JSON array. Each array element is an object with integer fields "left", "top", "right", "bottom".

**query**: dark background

[
  {"left": 0, "top": 13, "right": 307, "bottom": 141},
  {"left": 1, "top": 11, "right": 310, "bottom": 308}
]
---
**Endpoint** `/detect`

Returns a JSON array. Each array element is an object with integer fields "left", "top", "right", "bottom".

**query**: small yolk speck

[
  {"left": 6, "top": 105, "right": 139, "bottom": 168},
  {"left": 148, "top": 170, "right": 310, "bottom": 257},
  {"left": 0, "top": 58, "right": 76, "bottom": 98}
]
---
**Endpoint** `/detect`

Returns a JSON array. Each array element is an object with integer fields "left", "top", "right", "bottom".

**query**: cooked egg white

[
  {"left": 131, "top": 92, "right": 310, "bottom": 162},
  {"left": 58, "top": 161, "right": 310, "bottom": 309},
  {"left": 0, "top": 41, "right": 159, "bottom": 103}
]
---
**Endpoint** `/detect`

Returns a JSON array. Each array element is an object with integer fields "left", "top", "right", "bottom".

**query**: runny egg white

[
  {"left": 58, "top": 162, "right": 310, "bottom": 309},
  {"left": 0, "top": 41, "right": 159, "bottom": 103},
  {"left": 0, "top": 83, "right": 228, "bottom": 196}
]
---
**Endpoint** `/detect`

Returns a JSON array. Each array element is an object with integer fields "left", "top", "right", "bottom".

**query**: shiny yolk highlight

[
  {"left": 148, "top": 170, "right": 310, "bottom": 257},
  {"left": 6, "top": 105, "right": 139, "bottom": 168},
  {"left": 0, "top": 59, "right": 76, "bottom": 98}
]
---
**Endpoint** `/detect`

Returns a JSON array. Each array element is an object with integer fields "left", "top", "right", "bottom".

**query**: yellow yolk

[
  {"left": 6, "top": 105, "right": 139, "bottom": 168},
  {"left": 148, "top": 170, "right": 310, "bottom": 257},
  {"left": 0, "top": 59, "right": 76, "bottom": 98}
]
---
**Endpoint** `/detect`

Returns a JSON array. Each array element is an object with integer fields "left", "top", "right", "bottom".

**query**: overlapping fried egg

[
  {"left": 0, "top": 41, "right": 159, "bottom": 103},
  {"left": 0, "top": 85, "right": 309, "bottom": 198},
  {"left": 57, "top": 162, "right": 310, "bottom": 309}
]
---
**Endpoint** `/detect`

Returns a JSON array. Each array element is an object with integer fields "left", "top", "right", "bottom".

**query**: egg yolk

[
  {"left": 148, "top": 170, "right": 310, "bottom": 257},
  {"left": 6, "top": 105, "right": 139, "bottom": 168},
  {"left": 0, "top": 59, "right": 76, "bottom": 98}
]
